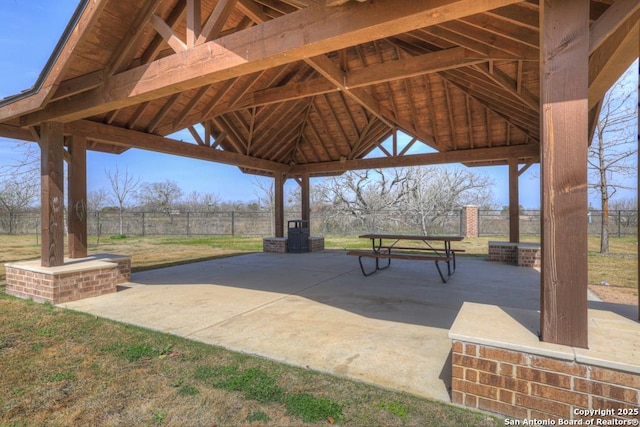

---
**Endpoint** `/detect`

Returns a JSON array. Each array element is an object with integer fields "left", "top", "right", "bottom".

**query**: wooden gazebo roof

[{"left": 0, "top": 0, "right": 637, "bottom": 177}]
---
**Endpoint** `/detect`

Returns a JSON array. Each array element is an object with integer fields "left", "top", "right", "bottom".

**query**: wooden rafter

[
  {"left": 15, "top": 0, "right": 523, "bottom": 126},
  {"left": 471, "top": 63, "right": 540, "bottom": 112},
  {"left": 198, "top": 0, "right": 239, "bottom": 44},
  {"left": 66, "top": 120, "right": 284, "bottom": 172},
  {"left": 187, "top": 0, "right": 202, "bottom": 48},
  {"left": 151, "top": 14, "right": 188, "bottom": 52},
  {"left": 147, "top": 93, "right": 181, "bottom": 133},
  {"left": 142, "top": 2, "right": 187, "bottom": 64}
]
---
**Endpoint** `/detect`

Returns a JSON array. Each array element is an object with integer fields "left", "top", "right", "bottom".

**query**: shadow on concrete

[{"left": 130, "top": 250, "right": 544, "bottom": 330}]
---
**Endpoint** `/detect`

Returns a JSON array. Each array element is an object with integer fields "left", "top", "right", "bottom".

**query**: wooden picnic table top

[{"left": 358, "top": 234, "right": 464, "bottom": 242}]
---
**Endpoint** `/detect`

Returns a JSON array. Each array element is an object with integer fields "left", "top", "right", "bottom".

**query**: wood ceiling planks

[{"left": 0, "top": 0, "right": 633, "bottom": 176}]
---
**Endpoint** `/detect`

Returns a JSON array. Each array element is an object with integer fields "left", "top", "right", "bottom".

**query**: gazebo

[{"left": 1, "top": 0, "right": 638, "bottom": 419}]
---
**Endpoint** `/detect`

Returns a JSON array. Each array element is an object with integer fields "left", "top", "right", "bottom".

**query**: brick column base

[
  {"left": 5, "top": 254, "right": 131, "bottom": 304},
  {"left": 450, "top": 303, "right": 640, "bottom": 422}
]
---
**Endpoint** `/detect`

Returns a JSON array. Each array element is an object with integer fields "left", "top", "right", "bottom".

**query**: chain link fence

[{"left": 0, "top": 209, "right": 637, "bottom": 238}]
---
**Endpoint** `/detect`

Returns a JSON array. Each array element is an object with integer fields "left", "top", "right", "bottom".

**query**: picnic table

[{"left": 346, "top": 233, "right": 464, "bottom": 283}]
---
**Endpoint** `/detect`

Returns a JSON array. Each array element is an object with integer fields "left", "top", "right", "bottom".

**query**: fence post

[
  {"left": 187, "top": 211, "right": 190, "bottom": 236},
  {"left": 142, "top": 212, "right": 145, "bottom": 236},
  {"left": 231, "top": 211, "right": 235, "bottom": 237},
  {"left": 618, "top": 210, "right": 621, "bottom": 238}
]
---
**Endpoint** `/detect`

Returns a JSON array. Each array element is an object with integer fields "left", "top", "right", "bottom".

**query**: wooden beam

[
  {"left": 237, "top": 0, "right": 268, "bottom": 23},
  {"left": 589, "top": 0, "right": 640, "bottom": 54},
  {"left": 187, "top": 0, "right": 202, "bottom": 48},
  {"left": 0, "top": 123, "right": 37, "bottom": 142},
  {"left": 289, "top": 144, "right": 539, "bottom": 175},
  {"left": 147, "top": 93, "right": 181, "bottom": 133},
  {"left": 65, "top": 120, "right": 287, "bottom": 173},
  {"left": 141, "top": 2, "right": 187, "bottom": 64},
  {"left": 39, "top": 122, "right": 65, "bottom": 267},
  {"left": 67, "top": 135, "right": 88, "bottom": 259},
  {"left": 348, "top": 47, "right": 487, "bottom": 87},
  {"left": 197, "top": 0, "right": 238, "bottom": 44},
  {"left": 539, "top": 0, "right": 589, "bottom": 348},
  {"left": 588, "top": 8, "right": 640, "bottom": 109},
  {"left": 201, "top": 46, "right": 476, "bottom": 122},
  {"left": 51, "top": 70, "right": 105, "bottom": 101},
  {"left": 274, "top": 172, "right": 285, "bottom": 237},
  {"left": 0, "top": 0, "right": 108, "bottom": 122},
  {"left": 472, "top": 63, "right": 540, "bottom": 112},
  {"left": 18, "top": 0, "right": 522, "bottom": 126},
  {"left": 106, "top": 1, "right": 164, "bottom": 76},
  {"left": 508, "top": 158, "right": 519, "bottom": 243},
  {"left": 151, "top": 14, "right": 188, "bottom": 52},
  {"left": 306, "top": 55, "right": 445, "bottom": 147}
]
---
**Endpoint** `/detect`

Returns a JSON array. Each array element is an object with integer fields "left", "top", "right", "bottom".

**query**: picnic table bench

[{"left": 347, "top": 234, "right": 464, "bottom": 283}]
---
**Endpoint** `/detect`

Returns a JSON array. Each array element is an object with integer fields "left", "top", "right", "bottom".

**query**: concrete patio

[{"left": 59, "top": 250, "right": 636, "bottom": 403}]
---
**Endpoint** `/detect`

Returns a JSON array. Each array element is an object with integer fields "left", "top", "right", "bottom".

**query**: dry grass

[
  {"left": 0, "top": 234, "right": 505, "bottom": 426},
  {"left": 0, "top": 287, "right": 500, "bottom": 426},
  {"left": 0, "top": 233, "right": 637, "bottom": 425}
]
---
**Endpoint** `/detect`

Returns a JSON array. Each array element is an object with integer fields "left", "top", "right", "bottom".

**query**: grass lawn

[
  {"left": 0, "top": 233, "right": 637, "bottom": 425},
  {"left": 0, "top": 234, "right": 504, "bottom": 426},
  {"left": 0, "top": 293, "right": 501, "bottom": 426}
]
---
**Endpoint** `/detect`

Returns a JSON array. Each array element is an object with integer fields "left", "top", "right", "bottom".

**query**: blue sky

[{"left": 0, "top": 1, "right": 635, "bottom": 209}]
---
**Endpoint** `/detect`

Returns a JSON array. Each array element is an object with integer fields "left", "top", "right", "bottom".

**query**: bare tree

[
  {"left": 404, "top": 166, "right": 496, "bottom": 234},
  {"left": 105, "top": 166, "right": 140, "bottom": 236},
  {"left": 87, "top": 188, "right": 109, "bottom": 212},
  {"left": 314, "top": 169, "right": 411, "bottom": 231},
  {"left": 588, "top": 68, "right": 637, "bottom": 254},
  {"left": 0, "top": 142, "right": 40, "bottom": 234},
  {"left": 137, "top": 180, "right": 183, "bottom": 214},
  {"left": 311, "top": 166, "right": 495, "bottom": 234},
  {"left": 181, "top": 190, "right": 221, "bottom": 211},
  {"left": 252, "top": 177, "right": 275, "bottom": 235},
  {"left": 0, "top": 174, "right": 39, "bottom": 234}
]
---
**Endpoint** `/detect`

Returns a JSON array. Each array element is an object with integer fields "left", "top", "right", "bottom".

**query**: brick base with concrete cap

[
  {"left": 449, "top": 302, "right": 640, "bottom": 422},
  {"left": 262, "top": 236, "right": 324, "bottom": 253},
  {"left": 488, "top": 242, "right": 541, "bottom": 268},
  {"left": 5, "top": 254, "right": 131, "bottom": 304}
]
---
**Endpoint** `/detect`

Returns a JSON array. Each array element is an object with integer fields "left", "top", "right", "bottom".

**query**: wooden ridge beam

[
  {"left": 65, "top": 120, "right": 286, "bottom": 173},
  {"left": 17, "top": 0, "right": 522, "bottom": 126},
  {"left": 289, "top": 143, "right": 540, "bottom": 175}
]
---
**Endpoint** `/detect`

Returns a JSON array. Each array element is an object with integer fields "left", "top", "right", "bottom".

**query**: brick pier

[
  {"left": 5, "top": 254, "right": 131, "bottom": 304},
  {"left": 449, "top": 303, "right": 639, "bottom": 422},
  {"left": 262, "top": 236, "right": 324, "bottom": 253}
]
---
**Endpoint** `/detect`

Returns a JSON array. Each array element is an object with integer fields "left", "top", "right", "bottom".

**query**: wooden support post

[
  {"left": 301, "top": 173, "right": 310, "bottom": 231},
  {"left": 539, "top": 0, "right": 589, "bottom": 347},
  {"left": 39, "top": 122, "right": 65, "bottom": 267},
  {"left": 274, "top": 172, "right": 285, "bottom": 238},
  {"left": 508, "top": 158, "right": 520, "bottom": 243},
  {"left": 68, "top": 135, "right": 88, "bottom": 259}
]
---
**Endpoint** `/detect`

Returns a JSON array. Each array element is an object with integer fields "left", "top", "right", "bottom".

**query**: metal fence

[
  {"left": 477, "top": 209, "right": 638, "bottom": 237},
  {"left": 0, "top": 209, "right": 637, "bottom": 238}
]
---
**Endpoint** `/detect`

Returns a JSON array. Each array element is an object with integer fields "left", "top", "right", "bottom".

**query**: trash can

[{"left": 287, "top": 220, "right": 309, "bottom": 253}]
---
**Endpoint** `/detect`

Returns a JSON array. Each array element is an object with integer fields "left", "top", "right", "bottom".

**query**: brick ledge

[{"left": 449, "top": 302, "right": 640, "bottom": 374}]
